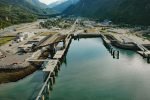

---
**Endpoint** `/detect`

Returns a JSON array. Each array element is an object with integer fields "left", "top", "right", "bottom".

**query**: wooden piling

[
  {"left": 51, "top": 73, "right": 55, "bottom": 84},
  {"left": 113, "top": 51, "right": 115, "bottom": 58},
  {"left": 55, "top": 68, "right": 58, "bottom": 77},
  {"left": 147, "top": 54, "right": 150, "bottom": 63},
  {"left": 41, "top": 95, "right": 45, "bottom": 100},
  {"left": 50, "top": 77, "right": 53, "bottom": 86},
  {"left": 46, "top": 82, "right": 50, "bottom": 94},
  {"left": 117, "top": 51, "right": 119, "bottom": 59},
  {"left": 63, "top": 40, "right": 66, "bottom": 48}
]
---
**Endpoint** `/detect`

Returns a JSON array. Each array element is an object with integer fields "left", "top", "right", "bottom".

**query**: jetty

[
  {"left": 35, "top": 34, "right": 72, "bottom": 100},
  {"left": 134, "top": 42, "right": 150, "bottom": 63},
  {"left": 100, "top": 33, "right": 120, "bottom": 59}
]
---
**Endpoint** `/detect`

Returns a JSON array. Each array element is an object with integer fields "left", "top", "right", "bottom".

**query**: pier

[
  {"left": 100, "top": 33, "right": 120, "bottom": 59},
  {"left": 73, "top": 32, "right": 120, "bottom": 59},
  {"left": 135, "top": 42, "right": 150, "bottom": 63},
  {"left": 28, "top": 32, "right": 150, "bottom": 100},
  {"left": 101, "top": 34, "right": 150, "bottom": 63},
  {"left": 35, "top": 34, "right": 72, "bottom": 100}
]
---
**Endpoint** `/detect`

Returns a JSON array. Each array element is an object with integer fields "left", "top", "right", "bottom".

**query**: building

[
  {"left": 18, "top": 36, "right": 46, "bottom": 52},
  {"left": 16, "top": 32, "right": 35, "bottom": 42}
]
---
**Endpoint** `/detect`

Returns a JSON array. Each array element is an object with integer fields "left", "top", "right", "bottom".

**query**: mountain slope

[
  {"left": 48, "top": 0, "right": 67, "bottom": 8},
  {"left": 64, "top": 0, "right": 150, "bottom": 25},
  {"left": 50, "top": 0, "right": 79, "bottom": 12},
  {"left": 0, "top": 0, "right": 55, "bottom": 29},
  {"left": 26, "top": 0, "right": 47, "bottom": 8}
]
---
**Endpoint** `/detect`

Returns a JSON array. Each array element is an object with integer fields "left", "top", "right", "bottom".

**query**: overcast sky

[{"left": 39, "top": 0, "right": 62, "bottom": 5}]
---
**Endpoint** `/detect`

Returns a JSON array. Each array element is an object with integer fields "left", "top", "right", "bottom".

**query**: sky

[{"left": 39, "top": 0, "right": 61, "bottom": 5}]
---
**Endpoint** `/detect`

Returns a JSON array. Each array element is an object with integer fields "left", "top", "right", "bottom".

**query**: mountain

[
  {"left": 25, "top": 0, "right": 47, "bottom": 9},
  {"left": 49, "top": 0, "right": 67, "bottom": 8},
  {"left": 49, "top": 0, "right": 79, "bottom": 12},
  {"left": 64, "top": 0, "right": 150, "bottom": 25},
  {"left": 19, "top": 0, "right": 55, "bottom": 15},
  {"left": 0, "top": 0, "right": 55, "bottom": 29}
]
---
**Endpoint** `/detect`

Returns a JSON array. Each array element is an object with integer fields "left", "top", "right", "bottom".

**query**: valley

[{"left": 0, "top": 0, "right": 150, "bottom": 100}]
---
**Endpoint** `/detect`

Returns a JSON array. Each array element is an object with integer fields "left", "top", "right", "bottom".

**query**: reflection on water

[
  {"left": 0, "top": 71, "right": 44, "bottom": 100},
  {"left": 0, "top": 38, "right": 149, "bottom": 100},
  {"left": 50, "top": 38, "right": 150, "bottom": 100}
]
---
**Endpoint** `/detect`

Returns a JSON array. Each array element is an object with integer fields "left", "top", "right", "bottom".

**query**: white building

[{"left": 16, "top": 32, "right": 35, "bottom": 42}]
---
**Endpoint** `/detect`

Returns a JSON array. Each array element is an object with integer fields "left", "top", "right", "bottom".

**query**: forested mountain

[
  {"left": 50, "top": 0, "right": 79, "bottom": 12},
  {"left": 64, "top": 0, "right": 150, "bottom": 25},
  {"left": 0, "top": 0, "right": 54, "bottom": 29}
]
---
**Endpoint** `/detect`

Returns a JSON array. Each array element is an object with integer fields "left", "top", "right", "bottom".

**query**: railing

[{"left": 35, "top": 72, "right": 51, "bottom": 100}]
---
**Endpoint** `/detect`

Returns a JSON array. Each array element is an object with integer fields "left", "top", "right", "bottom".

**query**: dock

[
  {"left": 42, "top": 60, "right": 58, "bottom": 72},
  {"left": 26, "top": 50, "right": 42, "bottom": 62},
  {"left": 35, "top": 34, "right": 72, "bottom": 100},
  {"left": 100, "top": 33, "right": 150, "bottom": 62},
  {"left": 133, "top": 42, "right": 150, "bottom": 63},
  {"left": 100, "top": 33, "right": 120, "bottom": 59},
  {"left": 53, "top": 34, "right": 72, "bottom": 59},
  {"left": 73, "top": 32, "right": 120, "bottom": 59},
  {"left": 53, "top": 50, "right": 65, "bottom": 59}
]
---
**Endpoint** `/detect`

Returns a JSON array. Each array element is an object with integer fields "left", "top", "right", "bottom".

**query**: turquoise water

[
  {"left": 49, "top": 38, "right": 150, "bottom": 100},
  {"left": 0, "top": 38, "right": 150, "bottom": 100},
  {"left": 0, "top": 71, "right": 44, "bottom": 100}
]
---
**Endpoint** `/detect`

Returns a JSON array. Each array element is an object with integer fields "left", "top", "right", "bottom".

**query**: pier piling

[
  {"left": 46, "top": 83, "right": 50, "bottom": 94},
  {"left": 41, "top": 95, "right": 45, "bottom": 100},
  {"left": 113, "top": 51, "right": 115, "bottom": 58},
  {"left": 50, "top": 77, "right": 54, "bottom": 86},
  {"left": 117, "top": 51, "right": 119, "bottom": 59},
  {"left": 147, "top": 54, "right": 150, "bottom": 63}
]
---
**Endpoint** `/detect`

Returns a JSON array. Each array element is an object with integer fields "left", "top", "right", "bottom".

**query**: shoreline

[
  {"left": 0, "top": 50, "right": 50, "bottom": 84},
  {"left": 105, "top": 34, "right": 150, "bottom": 50},
  {"left": 0, "top": 65, "right": 38, "bottom": 84},
  {"left": 75, "top": 33, "right": 150, "bottom": 51},
  {"left": 0, "top": 32, "right": 149, "bottom": 84}
]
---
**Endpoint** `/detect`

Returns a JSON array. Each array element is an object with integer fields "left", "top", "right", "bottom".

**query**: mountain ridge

[
  {"left": 50, "top": 0, "right": 79, "bottom": 12},
  {"left": 64, "top": 0, "right": 150, "bottom": 25},
  {"left": 0, "top": 0, "right": 55, "bottom": 29}
]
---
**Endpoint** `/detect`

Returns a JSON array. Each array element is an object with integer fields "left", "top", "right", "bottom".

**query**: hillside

[
  {"left": 50, "top": 0, "right": 79, "bottom": 12},
  {"left": 64, "top": 0, "right": 150, "bottom": 25},
  {"left": 0, "top": 0, "right": 54, "bottom": 29}
]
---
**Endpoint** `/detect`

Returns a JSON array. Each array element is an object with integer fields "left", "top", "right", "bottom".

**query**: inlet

[{"left": 0, "top": 38, "right": 150, "bottom": 100}]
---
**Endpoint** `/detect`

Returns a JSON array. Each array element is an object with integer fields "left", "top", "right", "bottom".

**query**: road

[{"left": 66, "top": 18, "right": 79, "bottom": 34}]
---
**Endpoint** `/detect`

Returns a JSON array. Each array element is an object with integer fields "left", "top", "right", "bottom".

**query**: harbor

[
  {"left": 0, "top": 17, "right": 150, "bottom": 100},
  {"left": 1, "top": 0, "right": 150, "bottom": 99},
  {"left": 0, "top": 37, "right": 150, "bottom": 100}
]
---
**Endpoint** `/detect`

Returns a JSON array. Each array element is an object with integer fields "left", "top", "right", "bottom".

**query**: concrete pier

[
  {"left": 100, "top": 33, "right": 120, "bottom": 59},
  {"left": 35, "top": 34, "right": 72, "bottom": 100}
]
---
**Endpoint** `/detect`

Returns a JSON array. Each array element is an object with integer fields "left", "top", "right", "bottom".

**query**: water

[
  {"left": 0, "top": 71, "right": 44, "bottom": 100},
  {"left": 0, "top": 38, "right": 150, "bottom": 100},
  {"left": 49, "top": 38, "right": 150, "bottom": 100}
]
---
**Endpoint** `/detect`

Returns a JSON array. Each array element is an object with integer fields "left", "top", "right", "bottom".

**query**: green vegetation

[
  {"left": 143, "top": 34, "right": 150, "bottom": 40},
  {"left": 0, "top": 37, "right": 15, "bottom": 46},
  {"left": 65, "top": 0, "right": 150, "bottom": 25},
  {"left": 0, "top": 6, "right": 37, "bottom": 29},
  {"left": 0, "top": 0, "right": 56, "bottom": 29},
  {"left": 40, "top": 19, "right": 71, "bottom": 29}
]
